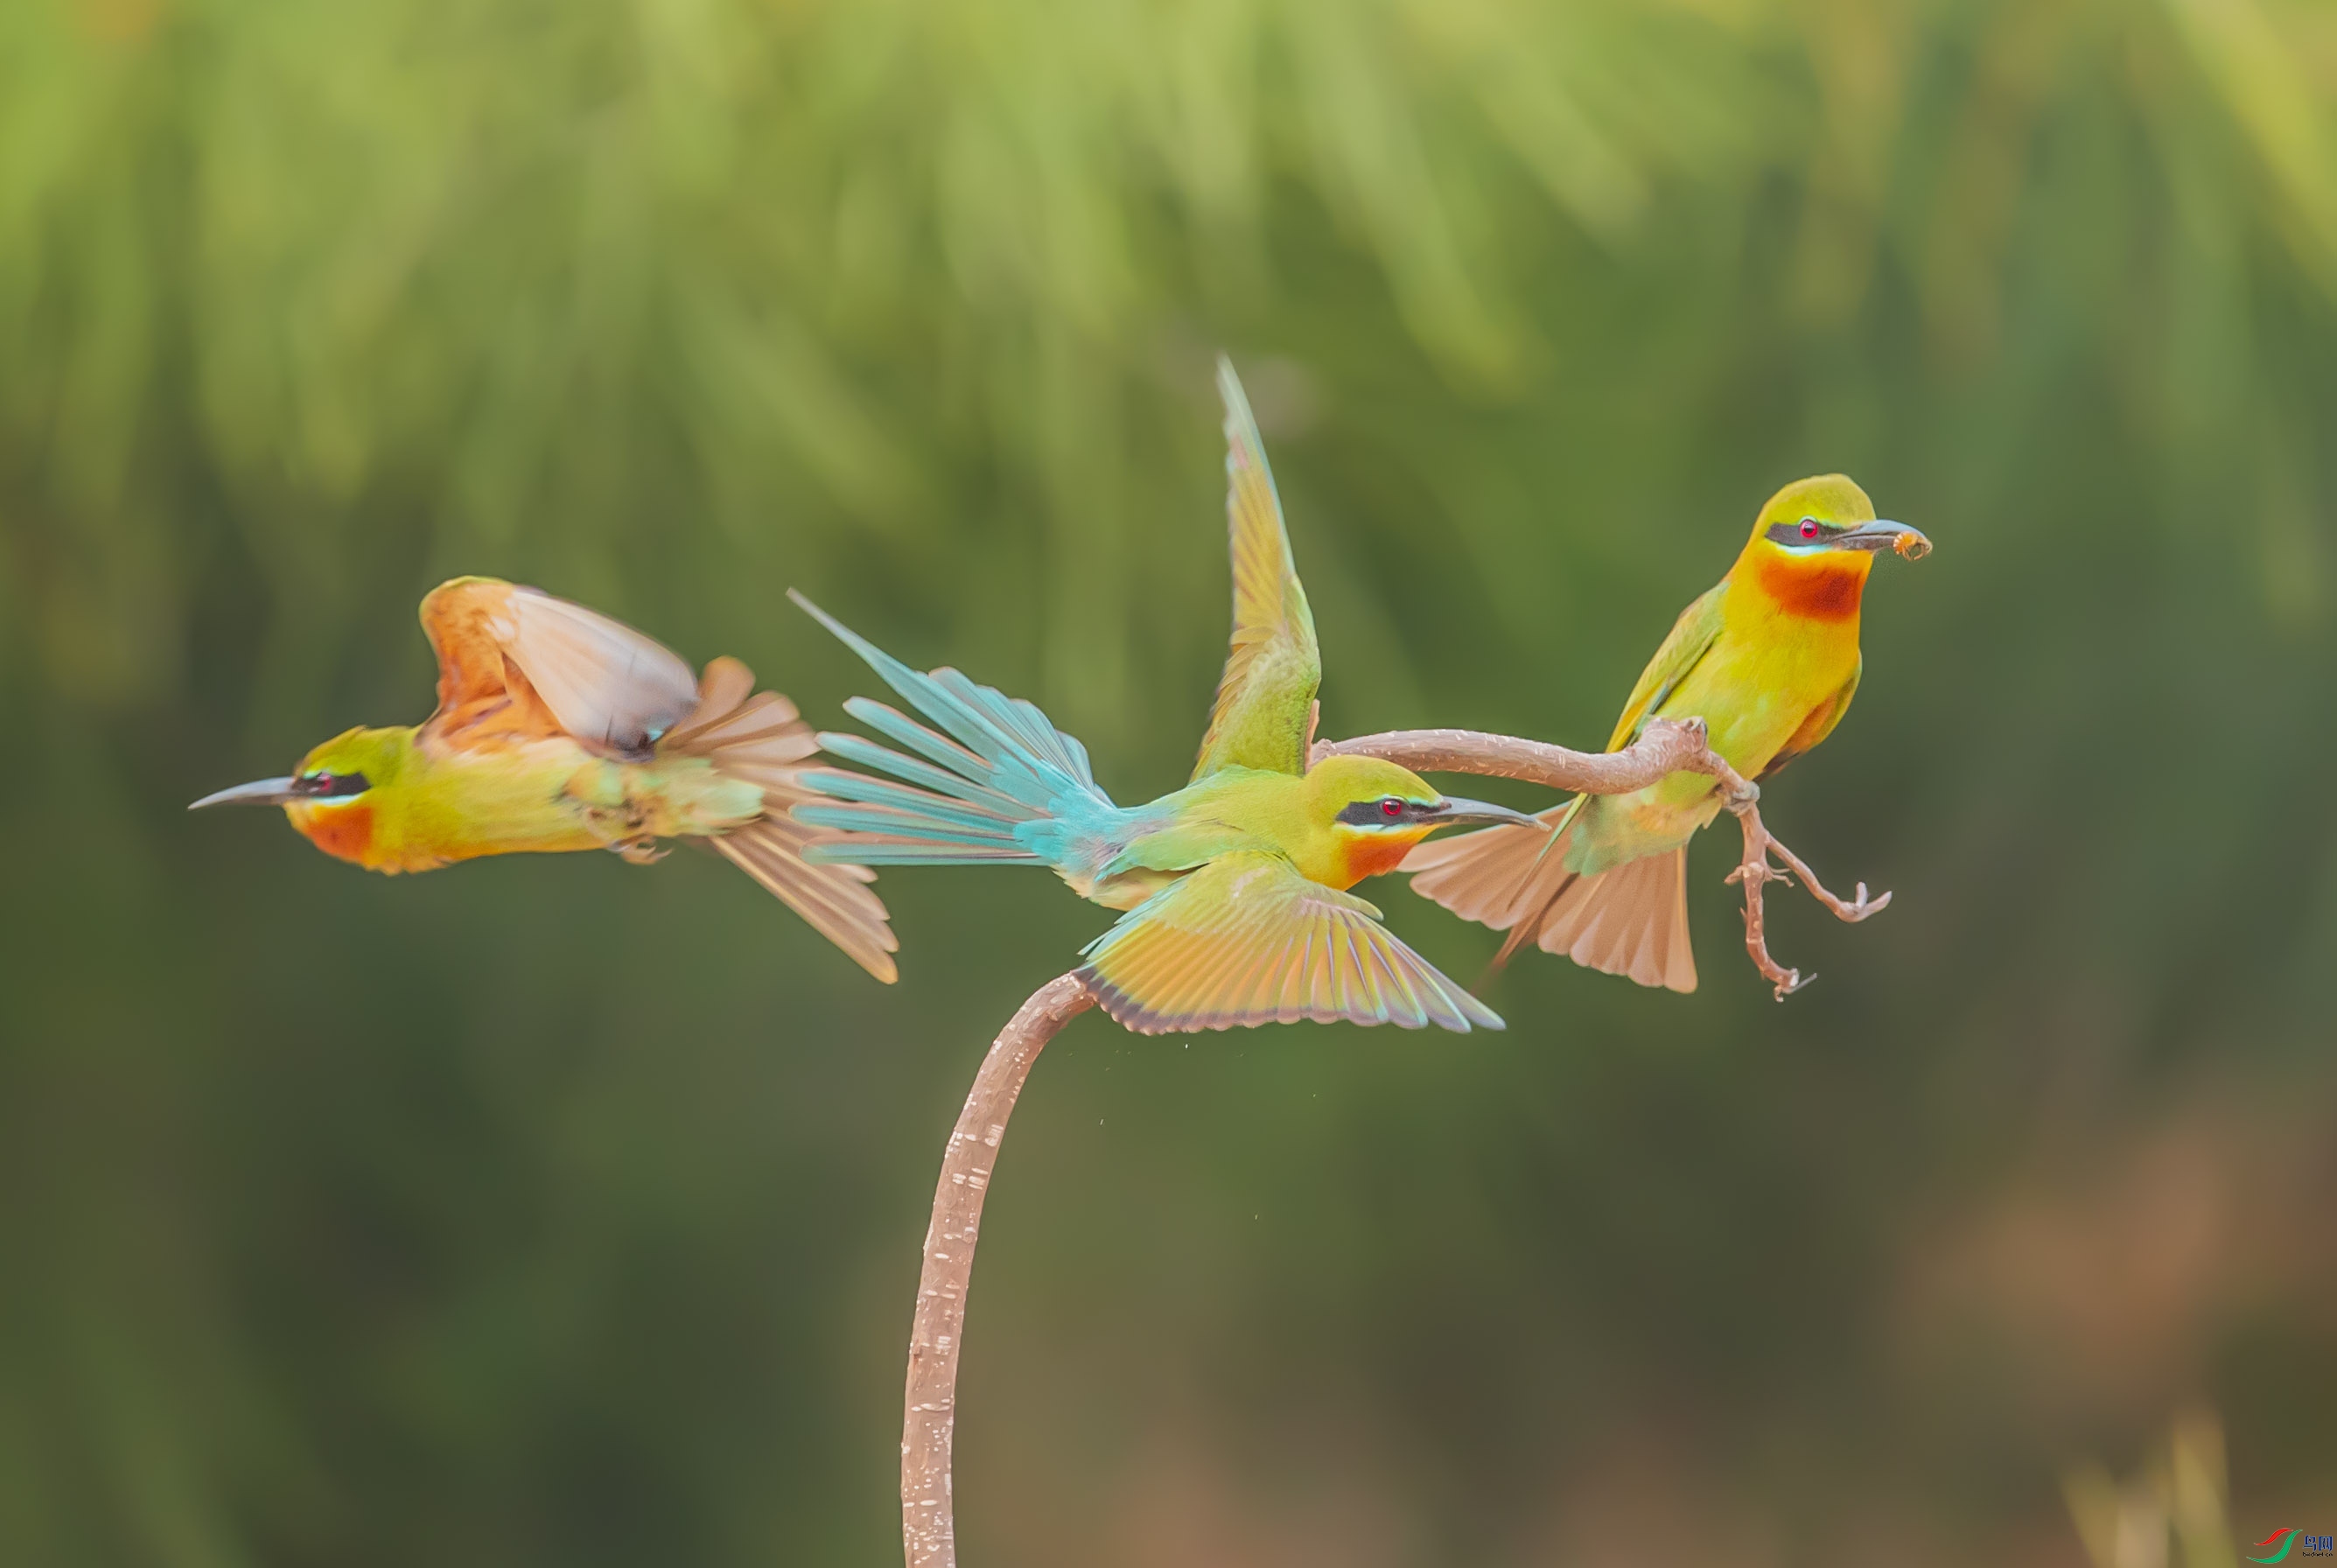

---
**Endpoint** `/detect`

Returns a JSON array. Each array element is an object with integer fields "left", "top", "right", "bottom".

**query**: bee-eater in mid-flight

[
  {"left": 787, "top": 360, "right": 1543, "bottom": 1033},
  {"left": 191, "top": 578, "right": 899, "bottom": 981},
  {"left": 1404, "top": 476, "right": 1928, "bottom": 993}
]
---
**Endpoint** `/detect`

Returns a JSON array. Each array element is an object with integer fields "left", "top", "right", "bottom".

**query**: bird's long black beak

[
  {"left": 1430, "top": 797, "right": 1545, "bottom": 830},
  {"left": 189, "top": 777, "right": 299, "bottom": 809},
  {"left": 1834, "top": 520, "right": 1932, "bottom": 559}
]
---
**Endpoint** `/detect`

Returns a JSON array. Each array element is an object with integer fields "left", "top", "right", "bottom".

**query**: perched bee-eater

[
  {"left": 787, "top": 360, "right": 1541, "bottom": 1033},
  {"left": 191, "top": 578, "right": 899, "bottom": 981},
  {"left": 1405, "top": 476, "right": 1928, "bottom": 992}
]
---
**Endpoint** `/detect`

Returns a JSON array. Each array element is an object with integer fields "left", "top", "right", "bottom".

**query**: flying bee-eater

[
  {"left": 786, "top": 359, "right": 1542, "bottom": 1033},
  {"left": 191, "top": 577, "right": 899, "bottom": 981},
  {"left": 1405, "top": 476, "right": 1929, "bottom": 993}
]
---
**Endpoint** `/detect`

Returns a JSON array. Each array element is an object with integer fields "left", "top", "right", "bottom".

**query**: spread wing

[
  {"left": 1190, "top": 357, "right": 1320, "bottom": 780},
  {"left": 418, "top": 577, "right": 703, "bottom": 755},
  {"left": 1604, "top": 578, "right": 1727, "bottom": 750},
  {"left": 1078, "top": 850, "right": 1502, "bottom": 1034}
]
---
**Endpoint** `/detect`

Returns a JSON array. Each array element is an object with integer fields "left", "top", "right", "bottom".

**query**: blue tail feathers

[{"left": 787, "top": 591, "right": 1128, "bottom": 869}]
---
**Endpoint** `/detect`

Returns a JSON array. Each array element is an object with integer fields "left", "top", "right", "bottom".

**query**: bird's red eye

[
  {"left": 1798, "top": 518, "right": 1821, "bottom": 540},
  {"left": 1381, "top": 797, "right": 1404, "bottom": 818}
]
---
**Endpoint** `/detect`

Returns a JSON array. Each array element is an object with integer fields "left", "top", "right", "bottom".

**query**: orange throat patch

[
  {"left": 291, "top": 802, "right": 378, "bottom": 867},
  {"left": 1754, "top": 553, "right": 1869, "bottom": 622},
  {"left": 1340, "top": 830, "right": 1429, "bottom": 887}
]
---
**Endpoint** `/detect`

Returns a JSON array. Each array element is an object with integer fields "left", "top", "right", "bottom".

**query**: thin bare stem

[
  {"left": 1318, "top": 718, "right": 1888, "bottom": 999},
  {"left": 902, "top": 972, "right": 1095, "bottom": 1568}
]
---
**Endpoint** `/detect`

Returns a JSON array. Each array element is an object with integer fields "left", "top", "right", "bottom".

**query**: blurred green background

[{"left": 4, "top": 0, "right": 2335, "bottom": 1563}]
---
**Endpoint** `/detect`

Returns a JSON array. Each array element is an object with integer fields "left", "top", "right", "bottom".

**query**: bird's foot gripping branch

[{"left": 1313, "top": 717, "right": 1889, "bottom": 1001}]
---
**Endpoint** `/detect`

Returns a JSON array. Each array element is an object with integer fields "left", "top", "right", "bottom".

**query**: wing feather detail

[
  {"left": 419, "top": 577, "right": 702, "bottom": 754},
  {"left": 501, "top": 587, "right": 702, "bottom": 752},
  {"left": 1077, "top": 851, "right": 1501, "bottom": 1034},
  {"left": 1191, "top": 358, "right": 1321, "bottom": 781},
  {"left": 1605, "top": 579, "right": 1727, "bottom": 749}
]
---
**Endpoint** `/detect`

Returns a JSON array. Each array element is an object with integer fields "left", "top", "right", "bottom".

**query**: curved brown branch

[
  {"left": 1316, "top": 718, "right": 1888, "bottom": 1000},
  {"left": 902, "top": 972, "right": 1095, "bottom": 1568}
]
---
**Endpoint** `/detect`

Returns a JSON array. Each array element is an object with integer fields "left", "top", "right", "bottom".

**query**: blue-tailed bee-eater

[
  {"left": 191, "top": 578, "right": 899, "bottom": 980},
  {"left": 787, "top": 359, "right": 1542, "bottom": 1032},
  {"left": 1404, "top": 476, "right": 1928, "bottom": 991}
]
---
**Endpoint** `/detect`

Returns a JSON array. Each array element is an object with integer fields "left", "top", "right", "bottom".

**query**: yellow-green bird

[
  {"left": 787, "top": 359, "right": 1542, "bottom": 1033},
  {"left": 1405, "top": 476, "right": 1928, "bottom": 992},
  {"left": 190, "top": 577, "right": 899, "bottom": 981}
]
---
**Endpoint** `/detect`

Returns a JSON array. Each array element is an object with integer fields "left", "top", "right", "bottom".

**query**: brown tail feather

[
  {"left": 665, "top": 657, "right": 898, "bottom": 981},
  {"left": 710, "top": 817, "right": 899, "bottom": 983},
  {"left": 665, "top": 654, "right": 758, "bottom": 740},
  {"left": 1487, "top": 868, "right": 1578, "bottom": 976},
  {"left": 1407, "top": 811, "right": 1696, "bottom": 993},
  {"left": 1523, "top": 848, "right": 1695, "bottom": 991},
  {"left": 1403, "top": 806, "right": 1573, "bottom": 927}
]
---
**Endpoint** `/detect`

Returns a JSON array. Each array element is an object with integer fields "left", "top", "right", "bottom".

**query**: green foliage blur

[{"left": 4, "top": 0, "right": 2335, "bottom": 1562}]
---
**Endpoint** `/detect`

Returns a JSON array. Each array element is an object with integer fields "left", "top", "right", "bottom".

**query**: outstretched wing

[
  {"left": 419, "top": 578, "right": 702, "bottom": 755},
  {"left": 1190, "top": 357, "right": 1320, "bottom": 780},
  {"left": 1604, "top": 578, "right": 1727, "bottom": 749},
  {"left": 1079, "top": 850, "right": 1501, "bottom": 1034}
]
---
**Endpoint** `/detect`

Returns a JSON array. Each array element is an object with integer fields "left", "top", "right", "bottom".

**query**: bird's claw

[
  {"left": 611, "top": 836, "right": 668, "bottom": 865},
  {"left": 1773, "top": 970, "right": 1815, "bottom": 1001}
]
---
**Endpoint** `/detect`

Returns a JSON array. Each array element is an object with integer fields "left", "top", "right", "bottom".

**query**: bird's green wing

[
  {"left": 1604, "top": 578, "right": 1727, "bottom": 750},
  {"left": 1758, "top": 657, "right": 1860, "bottom": 779},
  {"left": 1190, "top": 358, "right": 1320, "bottom": 781},
  {"left": 1078, "top": 850, "right": 1501, "bottom": 1034}
]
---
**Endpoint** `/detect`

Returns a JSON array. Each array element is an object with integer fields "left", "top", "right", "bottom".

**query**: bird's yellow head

[
  {"left": 1739, "top": 474, "right": 1929, "bottom": 622},
  {"left": 1305, "top": 752, "right": 1542, "bottom": 888},
  {"left": 190, "top": 725, "right": 416, "bottom": 868}
]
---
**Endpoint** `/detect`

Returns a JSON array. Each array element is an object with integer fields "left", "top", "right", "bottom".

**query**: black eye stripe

[
  {"left": 1335, "top": 795, "right": 1439, "bottom": 826},
  {"left": 1767, "top": 519, "right": 1845, "bottom": 546},
  {"left": 294, "top": 770, "right": 372, "bottom": 798}
]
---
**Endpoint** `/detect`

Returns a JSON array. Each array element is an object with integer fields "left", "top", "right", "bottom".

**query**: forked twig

[
  {"left": 902, "top": 973, "right": 1095, "bottom": 1568},
  {"left": 1314, "top": 718, "right": 1889, "bottom": 999}
]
